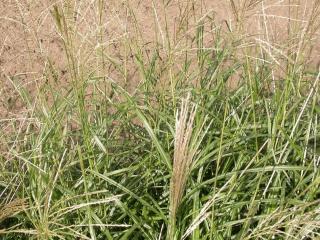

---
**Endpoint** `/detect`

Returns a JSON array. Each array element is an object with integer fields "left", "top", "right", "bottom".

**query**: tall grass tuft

[{"left": 0, "top": 0, "right": 320, "bottom": 239}]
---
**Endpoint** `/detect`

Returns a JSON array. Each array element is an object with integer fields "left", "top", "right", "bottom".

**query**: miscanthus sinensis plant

[{"left": 1, "top": 0, "right": 320, "bottom": 239}]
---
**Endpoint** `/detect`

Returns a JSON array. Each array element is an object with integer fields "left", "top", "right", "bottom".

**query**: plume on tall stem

[{"left": 168, "top": 94, "right": 209, "bottom": 239}]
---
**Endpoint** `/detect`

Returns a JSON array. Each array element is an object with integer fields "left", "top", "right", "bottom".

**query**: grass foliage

[{"left": 1, "top": 0, "right": 320, "bottom": 239}]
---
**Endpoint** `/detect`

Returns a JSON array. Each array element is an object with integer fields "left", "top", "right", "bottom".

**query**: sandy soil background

[{"left": 1, "top": 0, "right": 319, "bottom": 119}]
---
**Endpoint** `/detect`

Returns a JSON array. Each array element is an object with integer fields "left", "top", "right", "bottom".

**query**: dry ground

[{"left": 1, "top": 0, "right": 319, "bottom": 119}]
